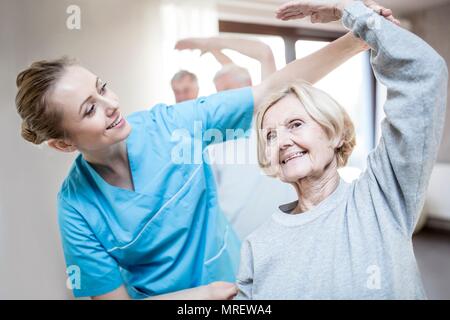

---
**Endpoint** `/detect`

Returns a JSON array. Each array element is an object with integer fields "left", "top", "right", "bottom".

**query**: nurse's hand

[
  {"left": 205, "top": 281, "right": 238, "bottom": 300},
  {"left": 145, "top": 281, "right": 238, "bottom": 300}
]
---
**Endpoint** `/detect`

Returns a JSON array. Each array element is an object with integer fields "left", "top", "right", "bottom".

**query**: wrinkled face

[
  {"left": 262, "top": 93, "right": 338, "bottom": 183},
  {"left": 171, "top": 76, "right": 199, "bottom": 103},
  {"left": 49, "top": 65, "right": 132, "bottom": 152},
  {"left": 214, "top": 74, "right": 251, "bottom": 92}
]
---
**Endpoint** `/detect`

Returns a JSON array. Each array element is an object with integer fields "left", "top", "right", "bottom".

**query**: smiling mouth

[
  {"left": 106, "top": 113, "right": 123, "bottom": 130},
  {"left": 281, "top": 151, "right": 307, "bottom": 165}
]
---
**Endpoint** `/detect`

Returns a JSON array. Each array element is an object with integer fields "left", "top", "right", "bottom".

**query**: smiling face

[
  {"left": 262, "top": 93, "right": 339, "bottom": 183},
  {"left": 48, "top": 65, "right": 131, "bottom": 153}
]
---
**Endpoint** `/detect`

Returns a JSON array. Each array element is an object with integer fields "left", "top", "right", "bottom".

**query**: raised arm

[
  {"left": 276, "top": 0, "right": 448, "bottom": 235},
  {"left": 253, "top": 0, "right": 399, "bottom": 111},
  {"left": 209, "top": 49, "right": 234, "bottom": 66},
  {"left": 176, "top": 37, "right": 277, "bottom": 81},
  {"left": 343, "top": 1, "right": 447, "bottom": 235},
  {"left": 252, "top": 31, "right": 366, "bottom": 110},
  {"left": 206, "top": 37, "right": 277, "bottom": 80},
  {"left": 176, "top": 33, "right": 368, "bottom": 108}
]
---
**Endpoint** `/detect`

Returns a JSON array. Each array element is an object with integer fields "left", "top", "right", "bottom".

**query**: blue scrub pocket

[{"left": 203, "top": 225, "right": 241, "bottom": 283}]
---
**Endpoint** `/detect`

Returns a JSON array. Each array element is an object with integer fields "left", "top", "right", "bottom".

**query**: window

[
  {"left": 217, "top": 21, "right": 377, "bottom": 171},
  {"left": 219, "top": 32, "right": 286, "bottom": 84},
  {"left": 296, "top": 40, "right": 375, "bottom": 170}
]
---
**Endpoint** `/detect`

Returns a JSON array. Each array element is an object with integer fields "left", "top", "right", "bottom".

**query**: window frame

[{"left": 219, "top": 20, "right": 378, "bottom": 150}]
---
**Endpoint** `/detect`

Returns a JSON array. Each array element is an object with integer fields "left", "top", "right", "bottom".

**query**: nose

[
  {"left": 278, "top": 128, "right": 294, "bottom": 150},
  {"left": 100, "top": 96, "right": 119, "bottom": 117}
]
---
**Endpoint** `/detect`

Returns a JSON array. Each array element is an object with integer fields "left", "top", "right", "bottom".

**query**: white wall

[{"left": 0, "top": 0, "right": 165, "bottom": 299}]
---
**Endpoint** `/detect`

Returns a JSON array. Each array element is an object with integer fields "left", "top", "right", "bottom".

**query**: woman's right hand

[{"left": 174, "top": 38, "right": 210, "bottom": 56}]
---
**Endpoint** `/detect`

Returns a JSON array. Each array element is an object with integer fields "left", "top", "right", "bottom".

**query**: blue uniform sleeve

[
  {"left": 58, "top": 196, "right": 123, "bottom": 298},
  {"left": 149, "top": 87, "right": 254, "bottom": 148}
]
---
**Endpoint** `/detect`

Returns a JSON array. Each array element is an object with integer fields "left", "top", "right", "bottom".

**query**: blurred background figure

[
  {"left": 170, "top": 69, "right": 199, "bottom": 103},
  {"left": 213, "top": 63, "right": 252, "bottom": 91},
  {"left": 176, "top": 36, "right": 277, "bottom": 90},
  {"left": 176, "top": 36, "right": 296, "bottom": 240}
]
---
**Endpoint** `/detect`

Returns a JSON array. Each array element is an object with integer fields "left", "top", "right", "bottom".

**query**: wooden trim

[
  {"left": 427, "top": 218, "right": 450, "bottom": 233},
  {"left": 219, "top": 20, "right": 345, "bottom": 42}
]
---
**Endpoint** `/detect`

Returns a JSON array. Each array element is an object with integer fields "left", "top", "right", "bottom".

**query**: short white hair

[
  {"left": 213, "top": 63, "right": 251, "bottom": 86},
  {"left": 171, "top": 70, "right": 198, "bottom": 84}
]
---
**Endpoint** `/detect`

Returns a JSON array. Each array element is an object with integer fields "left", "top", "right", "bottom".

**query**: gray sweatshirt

[{"left": 236, "top": 1, "right": 448, "bottom": 300}]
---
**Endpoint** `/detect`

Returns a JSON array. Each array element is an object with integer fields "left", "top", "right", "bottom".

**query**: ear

[
  {"left": 331, "top": 136, "right": 344, "bottom": 150},
  {"left": 47, "top": 138, "right": 78, "bottom": 153}
]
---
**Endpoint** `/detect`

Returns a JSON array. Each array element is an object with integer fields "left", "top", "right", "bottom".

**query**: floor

[{"left": 413, "top": 227, "right": 450, "bottom": 299}]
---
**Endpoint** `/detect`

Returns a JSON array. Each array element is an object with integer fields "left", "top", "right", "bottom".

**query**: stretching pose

[
  {"left": 175, "top": 36, "right": 277, "bottom": 90},
  {"left": 170, "top": 37, "right": 273, "bottom": 102},
  {"left": 14, "top": 2, "right": 389, "bottom": 300},
  {"left": 236, "top": 0, "right": 448, "bottom": 299}
]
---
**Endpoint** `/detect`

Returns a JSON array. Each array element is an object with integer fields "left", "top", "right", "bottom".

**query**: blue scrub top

[{"left": 57, "top": 87, "right": 254, "bottom": 298}]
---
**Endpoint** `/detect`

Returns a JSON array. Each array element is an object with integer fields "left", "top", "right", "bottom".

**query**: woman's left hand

[{"left": 276, "top": 0, "right": 400, "bottom": 26}]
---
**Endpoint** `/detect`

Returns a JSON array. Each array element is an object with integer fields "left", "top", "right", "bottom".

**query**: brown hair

[{"left": 15, "top": 57, "right": 76, "bottom": 145}]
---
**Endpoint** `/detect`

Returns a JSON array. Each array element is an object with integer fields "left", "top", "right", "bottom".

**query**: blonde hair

[
  {"left": 256, "top": 81, "right": 356, "bottom": 176},
  {"left": 15, "top": 57, "right": 76, "bottom": 145}
]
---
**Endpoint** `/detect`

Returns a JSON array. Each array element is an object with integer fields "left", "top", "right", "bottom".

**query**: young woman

[
  {"left": 14, "top": 2, "right": 392, "bottom": 300},
  {"left": 235, "top": 0, "right": 448, "bottom": 299}
]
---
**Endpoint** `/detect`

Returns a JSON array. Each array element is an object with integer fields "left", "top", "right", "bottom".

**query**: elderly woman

[{"left": 236, "top": 0, "right": 448, "bottom": 299}]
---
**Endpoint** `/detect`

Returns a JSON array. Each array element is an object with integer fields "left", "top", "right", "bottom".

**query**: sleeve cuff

[
  {"left": 72, "top": 268, "right": 123, "bottom": 298},
  {"left": 238, "top": 87, "right": 255, "bottom": 136},
  {"left": 342, "top": 1, "right": 378, "bottom": 31},
  {"left": 220, "top": 86, "right": 254, "bottom": 135}
]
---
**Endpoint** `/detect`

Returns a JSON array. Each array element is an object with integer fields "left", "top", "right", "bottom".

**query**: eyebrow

[
  {"left": 264, "top": 115, "right": 304, "bottom": 130},
  {"left": 284, "top": 115, "right": 303, "bottom": 125},
  {"left": 79, "top": 77, "right": 100, "bottom": 115}
]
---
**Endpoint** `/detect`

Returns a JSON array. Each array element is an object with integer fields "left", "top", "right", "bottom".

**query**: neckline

[
  {"left": 273, "top": 177, "right": 349, "bottom": 227},
  {"left": 81, "top": 124, "right": 138, "bottom": 194}
]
